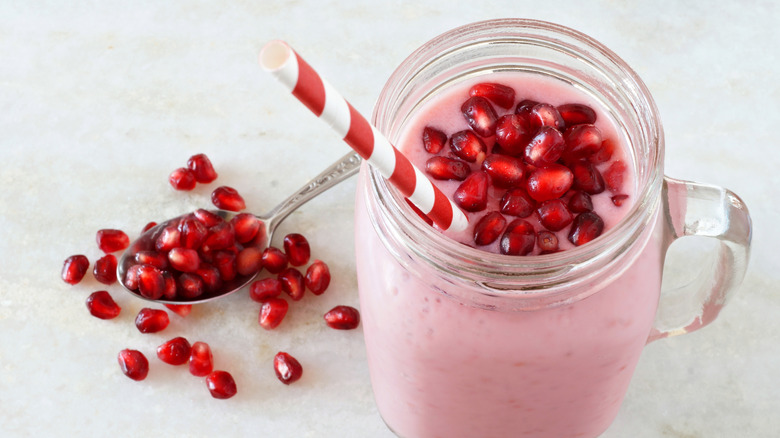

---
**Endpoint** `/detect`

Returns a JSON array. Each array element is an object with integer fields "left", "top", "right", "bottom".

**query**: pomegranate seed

[
  {"left": 187, "top": 153, "right": 218, "bottom": 184},
  {"left": 611, "top": 194, "right": 630, "bottom": 206},
  {"left": 189, "top": 341, "right": 214, "bottom": 377},
  {"left": 123, "top": 264, "right": 142, "bottom": 290},
  {"left": 526, "top": 164, "right": 574, "bottom": 202},
  {"left": 494, "top": 114, "right": 533, "bottom": 156},
  {"left": 406, "top": 199, "right": 434, "bottom": 226},
  {"left": 450, "top": 130, "right": 487, "bottom": 163},
  {"left": 195, "top": 263, "right": 222, "bottom": 292},
  {"left": 473, "top": 211, "right": 507, "bottom": 246},
  {"left": 179, "top": 217, "right": 209, "bottom": 250},
  {"left": 563, "top": 124, "right": 603, "bottom": 161},
  {"left": 155, "top": 225, "right": 181, "bottom": 252},
  {"left": 213, "top": 251, "right": 237, "bottom": 282},
  {"left": 529, "top": 103, "right": 565, "bottom": 132},
  {"left": 206, "top": 370, "right": 237, "bottom": 399},
  {"left": 194, "top": 208, "right": 223, "bottom": 227},
  {"left": 515, "top": 99, "right": 539, "bottom": 117},
  {"left": 202, "top": 222, "right": 236, "bottom": 251},
  {"left": 142, "top": 221, "right": 158, "bottom": 233},
  {"left": 283, "top": 233, "right": 311, "bottom": 266},
  {"left": 481, "top": 154, "right": 524, "bottom": 188},
  {"left": 461, "top": 96, "right": 498, "bottom": 137},
  {"left": 86, "top": 290, "right": 121, "bottom": 319},
  {"left": 231, "top": 213, "right": 261, "bottom": 244},
  {"left": 469, "top": 82, "right": 515, "bottom": 109},
  {"left": 591, "top": 138, "right": 616, "bottom": 163},
  {"left": 557, "top": 103, "right": 597, "bottom": 126},
  {"left": 168, "top": 247, "right": 200, "bottom": 273},
  {"left": 96, "top": 229, "right": 129, "bottom": 253},
  {"left": 177, "top": 273, "right": 205, "bottom": 299},
  {"left": 604, "top": 160, "right": 628, "bottom": 193},
  {"left": 259, "top": 298, "right": 289, "bottom": 330},
  {"left": 135, "top": 308, "right": 170, "bottom": 333},
  {"left": 567, "top": 190, "right": 594, "bottom": 213},
  {"left": 324, "top": 305, "right": 361, "bottom": 330},
  {"left": 568, "top": 212, "right": 605, "bottom": 246},
  {"left": 425, "top": 156, "right": 471, "bottom": 181},
  {"left": 250, "top": 278, "right": 283, "bottom": 302},
  {"left": 524, "top": 127, "right": 565, "bottom": 166},
  {"left": 537, "top": 230, "right": 560, "bottom": 254},
  {"left": 537, "top": 199, "right": 574, "bottom": 231},
  {"left": 137, "top": 265, "right": 166, "bottom": 300},
  {"left": 164, "top": 303, "right": 192, "bottom": 317},
  {"left": 261, "top": 247, "right": 288, "bottom": 274},
  {"left": 236, "top": 246, "right": 263, "bottom": 276},
  {"left": 169, "top": 167, "right": 197, "bottom": 191},
  {"left": 211, "top": 186, "right": 246, "bottom": 212},
  {"left": 62, "top": 255, "right": 89, "bottom": 285},
  {"left": 156, "top": 337, "right": 191, "bottom": 366},
  {"left": 422, "top": 126, "right": 447, "bottom": 154},
  {"left": 305, "top": 260, "right": 331, "bottom": 295},
  {"left": 274, "top": 352, "right": 303, "bottom": 385},
  {"left": 162, "top": 271, "right": 177, "bottom": 300},
  {"left": 499, "top": 219, "right": 535, "bottom": 256},
  {"left": 453, "top": 171, "right": 489, "bottom": 212},
  {"left": 499, "top": 188, "right": 536, "bottom": 218},
  {"left": 571, "top": 160, "right": 606, "bottom": 194},
  {"left": 278, "top": 267, "right": 305, "bottom": 301},
  {"left": 93, "top": 254, "right": 118, "bottom": 285},
  {"left": 135, "top": 250, "right": 169, "bottom": 270},
  {"left": 248, "top": 220, "right": 269, "bottom": 248},
  {"left": 117, "top": 349, "right": 149, "bottom": 381}
]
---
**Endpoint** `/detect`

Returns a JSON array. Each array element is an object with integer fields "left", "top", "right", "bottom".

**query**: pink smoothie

[{"left": 355, "top": 73, "right": 664, "bottom": 437}]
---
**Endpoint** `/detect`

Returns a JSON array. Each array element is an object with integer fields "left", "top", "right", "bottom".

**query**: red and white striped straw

[{"left": 259, "top": 40, "right": 468, "bottom": 233}]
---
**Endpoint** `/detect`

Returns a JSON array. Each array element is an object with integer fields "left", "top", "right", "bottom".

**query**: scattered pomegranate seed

[
  {"left": 481, "top": 154, "right": 524, "bottom": 188},
  {"left": 324, "top": 305, "right": 361, "bottom": 330},
  {"left": 557, "top": 103, "right": 597, "bottom": 126},
  {"left": 142, "top": 221, "right": 158, "bottom": 233},
  {"left": 179, "top": 217, "right": 209, "bottom": 250},
  {"left": 499, "top": 219, "right": 535, "bottom": 256},
  {"left": 261, "top": 247, "right": 288, "bottom": 274},
  {"left": 524, "top": 127, "right": 565, "bottom": 166},
  {"left": 563, "top": 124, "right": 603, "bottom": 161},
  {"left": 469, "top": 82, "right": 516, "bottom": 109},
  {"left": 529, "top": 103, "right": 565, "bottom": 132},
  {"left": 274, "top": 352, "right": 303, "bottom": 385},
  {"left": 526, "top": 164, "right": 574, "bottom": 202},
  {"left": 473, "top": 211, "right": 507, "bottom": 246},
  {"left": 236, "top": 246, "right": 263, "bottom": 276},
  {"left": 537, "top": 230, "right": 560, "bottom": 254},
  {"left": 135, "top": 308, "right": 170, "bottom": 333},
  {"left": 422, "top": 126, "right": 447, "bottom": 154},
  {"left": 156, "top": 337, "right": 192, "bottom": 366},
  {"left": 86, "top": 290, "right": 121, "bottom": 319},
  {"left": 168, "top": 167, "right": 197, "bottom": 191},
  {"left": 499, "top": 188, "right": 536, "bottom": 218},
  {"left": 494, "top": 114, "right": 533, "bottom": 155},
  {"left": 304, "top": 260, "right": 330, "bottom": 295},
  {"left": 155, "top": 225, "right": 181, "bottom": 252},
  {"left": 118, "top": 349, "right": 149, "bottom": 381},
  {"left": 135, "top": 250, "right": 169, "bottom": 270},
  {"left": 568, "top": 190, "right": 594, "bottom": 213},
  {"left": 194, "top": 208, "right": 223, "bottom": 227},
  {"left": 62, "top": 255, "right": 89, "bottom": 285},
  {"left": 96, "top": 229, "right": 129, "bottom": 253},
  {"left": 537, "top": 199, "right": 574, "bottom": 231},
  {"left": 611, "top": 194, "right": 629, "bottom": 206},
  {"left": 568, "top": 212, "right": 605, "bottom": 246},
  {"left": 425, "top": 156, "right": 471, "bottom": 181},
  {"left": 571, "top": 160, "right": 606, "bottom": 194},
  {"left": 187, "top": 153, "right": 218, "bottom": 184},
  {"left": 278, "top": 267, "right": 305, "bottom": 301},
  {"left": 283, "top": 233, "right": 311, "bottom": 267},
  {"left": 450, "top": 130, "right": 487, "bottom": 163},
  {"left": 211, "top": 186, "right": 246, "bottom": 212},
  {"left": 231, "top": 213, "right": 261, "bottom": 244},
  {"left": 604, "top": 160, "right": 627, "bottom": 193},
  {"left": 250, "top": 278, "right": 283, "bottom": 302},
  {"left": 453, "top": 171, "right": 489, "bottom": 212},
  {"left": 189, "top": 341, "right": 214, "bottom": 377},
  {"left": 93, "top": 254, "right": 118, "bottom": 286},
  {"left": 136, "top": 265, "right": 166, "bottom": 300},
  {"left": 177, "top": 273, "right": 205, "bottom": 299},
  {"left": 206, "top": 370, "right": 237, "bottom": 399},
  {"left": 164, "top": 303, "right": 193, "bottom": 317},
  {"left": 168, "top": 247, "right": 200, "bottom": 273},
  {"left": 461, "top": 96, "right": 498, "bottom": 137},
  {"left": 259, "top": 298, "right": 289, "bottom": 330}
]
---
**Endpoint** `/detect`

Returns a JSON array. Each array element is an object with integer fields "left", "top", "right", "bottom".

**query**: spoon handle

[{"left": 263, "top": 152, "right": 362, "bottom": 236}]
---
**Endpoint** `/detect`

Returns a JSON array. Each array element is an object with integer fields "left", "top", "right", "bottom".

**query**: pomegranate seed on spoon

[
  {"left": 206, "top": 370, "right": 237, "bottom": 399},
  {"left": 236, "top": 246, "right": 263, "bottom": 276},
  {"left": 135, "top": 250, "right": 169, "bottom": 270},
  {"left": 137, "top": 265, "right": 166, "bottom": 300},
  {"left": 179, "top": 217, "right": 208, "bottom": 249},
  {"left": 177, "top": 273, "right": 205, "bottom": 299},
  {"left": 231, "top": 213, "right": 261, "bottom": 244},
  {"left": 168, "top": 247, "right": 200, "bottom": 273},
  {"left": 118, "top": 349, "right": 149, "bottom": 381},
  {"left": 261, "top": 247, "right": 288, "bottom": 274},
  {"left": 62, "top": 255, "right": 89, "bottom": 285},
  {"left": 86, "top": 291, "right": 121, "bottom": 319},
  {"left": 274, "top": 352, "right": 303, "bottom": 385}
]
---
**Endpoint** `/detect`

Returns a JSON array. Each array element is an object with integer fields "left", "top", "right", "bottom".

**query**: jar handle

[{"left": 647, "top": 176, "right": 752, "bottom": 343}]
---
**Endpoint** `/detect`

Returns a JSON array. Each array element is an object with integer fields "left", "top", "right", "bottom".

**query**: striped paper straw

[{"left": 259, "top": 40, "right": 468, "bottom": 233}]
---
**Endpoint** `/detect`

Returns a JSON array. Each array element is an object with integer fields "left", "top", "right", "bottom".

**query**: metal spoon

[{"left": 117, "top": 152, "right": 362, "bottom": 304}]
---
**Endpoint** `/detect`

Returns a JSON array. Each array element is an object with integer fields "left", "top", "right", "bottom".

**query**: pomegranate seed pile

[
  {"left": 61, "top": 153, "right": 360, "bottom": 400},
  {"left": 420, "top": 81, "right": 630, "bottom": 255}
]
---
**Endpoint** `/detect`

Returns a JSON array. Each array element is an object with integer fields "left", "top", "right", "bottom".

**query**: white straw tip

[{"left": 259, "top": 40, "right": 292, "bottom": 71}]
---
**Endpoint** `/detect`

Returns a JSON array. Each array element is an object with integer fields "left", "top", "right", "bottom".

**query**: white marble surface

[{"left": 1, "top": 1, "right": 778, "bottom": 437}]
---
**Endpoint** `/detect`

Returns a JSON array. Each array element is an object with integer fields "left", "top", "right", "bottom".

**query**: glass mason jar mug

[{"left": 354, "top": 19, "right": 751, "bottom": 438}]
